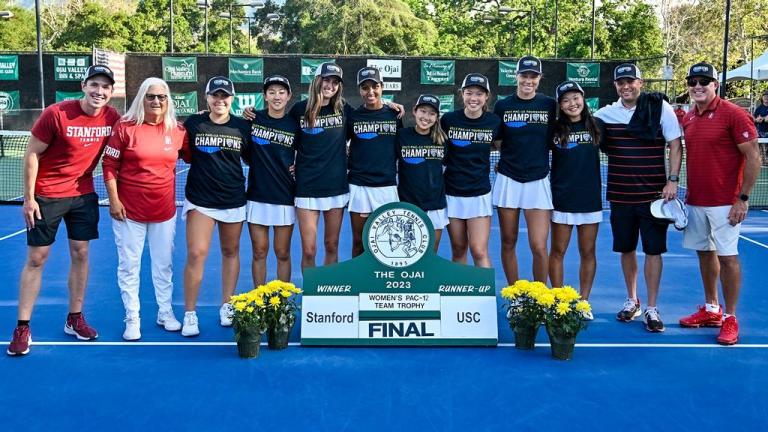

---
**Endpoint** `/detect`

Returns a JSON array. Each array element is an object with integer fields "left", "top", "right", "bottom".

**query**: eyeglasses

[
  {"left": 686, "top": 78, "right": 714, "bottom": 87},
  {"left": 145, "top": 94, "right": 168, "bottom": 102}
]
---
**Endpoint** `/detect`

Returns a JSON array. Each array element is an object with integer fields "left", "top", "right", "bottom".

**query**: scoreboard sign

[{"left": 301, "top": 202, "right": 498, "bottom": 346}]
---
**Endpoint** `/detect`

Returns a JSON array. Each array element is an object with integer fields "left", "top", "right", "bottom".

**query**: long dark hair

[{"left": 553, "top": 96, "right": 601, "bottom": 148}]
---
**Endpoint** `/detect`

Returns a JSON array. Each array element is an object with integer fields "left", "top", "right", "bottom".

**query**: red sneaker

[
  {"left": 64, "top": 313, "right": 99, "bottom": 340},
  {"left": 679, "top": 305, "right": 723, "bottom": 328},
  {"left": 717, "top": 316, "right": 739, "bottom": 345},
  {"left": 7, "top": 325, "right": 31, "bottom": 356}
]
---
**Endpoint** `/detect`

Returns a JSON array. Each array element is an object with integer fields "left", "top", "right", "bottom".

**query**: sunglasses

[
  {"left": 145, "top": 94, "right": 168, "bottom": 102},
  {"left": 686, "top": 78, "right": 714, "bottom": 87}
]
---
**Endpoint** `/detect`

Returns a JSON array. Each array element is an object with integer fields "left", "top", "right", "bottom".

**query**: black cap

[
  {"left": 555, "top": 80, "right": 585, "bottom": 102},
  {"left": 415, "top": 94, "right": 440, "bottom": 112},
  {"left": 516, "top": 56, "right": 542, "bottom": 75},
  {"left": 315, "top": 62, "right": 343, "bottom": 82},
  {"left": 206, "top": 76, "right": 235, "bottom": 95},
  {"left": 263, "top": 75, "right": 291, "bottom": 93},
  {"left": 357, "top": 67, "right": 383, "bottom": 86},
  {"left": 461, "top": 73, "right": 490, "bottom": 92},
  {"left": 83, "top": 65, "right": 115, "bottom": 84},
  {"left": 762, "top": 89, "right": 768, "bottom": 96},
  {"left": 686, "top": 62, "right": 717, "bottom": 79},
  {"left": 614, "top": 63, "right": 642, "bottom": 81}
]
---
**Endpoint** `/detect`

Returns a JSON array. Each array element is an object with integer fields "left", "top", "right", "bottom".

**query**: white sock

[
  {"left": 646, "top": 306, "right": 658, "bottom": 313},
  {"left": 723, "top": 313, "right": 734, "bottom": 319},
  {"left": 705, "top": 303, "right": 720, "bottom": 313}
]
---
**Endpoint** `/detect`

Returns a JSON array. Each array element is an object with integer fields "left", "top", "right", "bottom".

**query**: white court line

[
  {"left": 5, "top": 341, "right": 768, "bottom": 348},
  {"left": 0, "top": 228, "right": 25, "bottom": 241},
  {"left": 740, "top": 235, "right": 768, "bottom": 249}
]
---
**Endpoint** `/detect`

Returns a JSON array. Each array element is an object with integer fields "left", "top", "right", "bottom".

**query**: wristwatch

[
  {"left": 739, "top": 194, "right": 749, "bottom": 202},
  {"left": 667, "top": 175, "right": 679, "bottom": 182}
]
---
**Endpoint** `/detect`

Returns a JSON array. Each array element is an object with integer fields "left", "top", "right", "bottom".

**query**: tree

[
  {"left": 0, "top": 1, "right": 37, "bottom": 50},
  {"left": 49, "top": 1, "right": 132, "bottom": 51}
]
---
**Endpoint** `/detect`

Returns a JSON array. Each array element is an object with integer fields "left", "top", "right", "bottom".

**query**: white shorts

[
  {"left": 426, "top": 208, "right": 449, "bottom": 230},
  {"left": 181, "top": 199, "right": 245, "bottom": 223},
  {"left": 295, "top": 193, "right": 349, "bottom": 211},
  {"left": 246, "top": 201, "right": 296, "bottom": 226},
  {"left": 447, "top": 193, "right": 492, "bottom": 219},
  {"left": 552, "top": 210, "right": 603, "bottom": 226},
  {"left": 492, "top": 173, "right": 554, "bottom": 210},
  {"left": 348, "top": 184, "right": 399, "bottom": 214},
  {"left": 683, "top": 205, "right": 740, "bottom": 256}
]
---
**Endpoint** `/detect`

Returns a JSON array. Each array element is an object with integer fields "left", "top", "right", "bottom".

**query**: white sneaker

[
  {"left": 157, "top": 309, "right": 182, "bottom": 332},
  {"left": 181, "top": 311, "right": 200, "bottom": 337},
  {"left": 581, "top": 310, "right": 594, "bottom": 321},
  {"left": 219, "top": 303, "right": 234, "bottom": 327},
  {"left": 123, "top": 314, "right": 141, "bottom": 341}
]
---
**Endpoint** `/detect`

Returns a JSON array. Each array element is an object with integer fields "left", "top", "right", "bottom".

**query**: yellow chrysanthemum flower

[
  {"left": 575, "top": 301, "right": 592, "bottom": 313},
  {"left": 280, "top": 290, "right": 292, "bottom": 298},
  {"left": 269, "top": 296, "right": 281, "bottom": 306},
  {"left": 234, "top": 302, "right": 246, "bottom": 312},
  {"left": 556, "top": 302, "right": 571, "bottom": 316},
  {"left": 245, "top": 306, "right": 254, "bottom": 313},
  {"left": 537, "top": 293, "right": 556, "bottom": 307}
]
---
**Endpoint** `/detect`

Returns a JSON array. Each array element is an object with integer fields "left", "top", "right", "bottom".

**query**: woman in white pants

[{"left": 102, "top": 77, "right": 189, "bottom": 341}]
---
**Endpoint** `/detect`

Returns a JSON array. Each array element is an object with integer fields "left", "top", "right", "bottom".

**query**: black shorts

[
  {"left": 609, "top": 201, "right": 668, "bottom": 255},
  {"left": 26, "top": 193, "right": 100, "bottom": 247}
]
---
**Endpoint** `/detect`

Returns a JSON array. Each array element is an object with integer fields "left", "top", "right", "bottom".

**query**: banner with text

[
  {"left": 498, "top": 61, "right": 518, "bottom": 86},
  {"left": 229, "top": 58, "right": 264, "bottom": 83},
  {"left": 0, "top": 90, "right": 20, "bottom": 114},
  {"left": 586, "top": 97, "right": 600, "bottom": 112},
  {"left": 231, "top": 92, "right": 264, "bottom": 116},
  {"left": 55, "top": 91, "right": 83, "bottom": 103},
  {"left": 171, "top": 91, "right": 198, "bottom": 116},
  {"left": 438, "top": 95, "right": 454, "bottom": 114},
  {"left": 420, "top": 60, "right": 455, "bottom": 85},
  {"left": 0, "top": 55, "right": 19, "bottom": 80},
  {"left": 567, "top": 63, "right": 600, "bottom": 88},
  {"left": 162, "top": 57, "right": 197, "bottom": 82},
  {"left": 301, "top": 58, "right": 327, "bottom": 84},
  {"left": 54, "top": 56, "right": 90, "bottom": 81}
]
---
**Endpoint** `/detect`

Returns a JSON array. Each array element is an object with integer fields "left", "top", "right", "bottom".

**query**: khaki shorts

[{"left": 682, "top": 205, "right": 740, "bottom": 256}]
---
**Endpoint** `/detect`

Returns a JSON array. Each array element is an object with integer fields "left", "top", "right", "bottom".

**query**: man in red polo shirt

[
  {"left": 7, "top": 65, "right": 121, "bottom": 356},
  {"left": 679, "top": 62, "right": 761, "bottom": 345}
]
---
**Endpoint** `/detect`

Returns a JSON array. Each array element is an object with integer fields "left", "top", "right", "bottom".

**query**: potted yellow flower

[
  {"left": 261, "top": 280, "right": 303, "bottom": 350},
  {"left": 543, "top": 286, "right": 592, "bottom": 360},
  {"left": 229, "top": 288, "right": 269, "bottom": 358},
  {"left": 500, "top": 280, "right": 551, "bottom": 350}
]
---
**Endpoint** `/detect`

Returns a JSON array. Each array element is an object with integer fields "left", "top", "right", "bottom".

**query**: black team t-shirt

[
  {"left": 494, "top": 93, "right": 557, "bottom": 182},
  {"left": 347, "top": 105, "right": 402, "bottom": 187},
  {"left": 550, "top": 119, "right": 603, "bottom": 213},
  {"left": 183, "top": 113, "right": 250, "bottom": 209},
  {"left": 397, "top": 127, "right": 446, "bottom": 211},
  {"left": 289, "top": 100, "right": 351, "bottom": 198},
  {"left": 244, "top": 109, "right": 300, "bottom": 206},
  {"left": 440, "top": 109, "right": 501, "bottom": 197}
]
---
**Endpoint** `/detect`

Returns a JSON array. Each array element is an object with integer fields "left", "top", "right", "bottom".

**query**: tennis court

[{"left": 1, "top": 201, "right": 767, "bottom": 429}]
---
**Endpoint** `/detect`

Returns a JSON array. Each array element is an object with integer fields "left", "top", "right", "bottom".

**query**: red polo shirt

[{"left": 682, "top": 96, "right": 757, "bottom": 206}]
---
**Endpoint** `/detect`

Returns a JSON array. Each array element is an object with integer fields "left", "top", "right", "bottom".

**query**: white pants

[{"left": 112, "top": 215, "right": 177, "bottom": 316}]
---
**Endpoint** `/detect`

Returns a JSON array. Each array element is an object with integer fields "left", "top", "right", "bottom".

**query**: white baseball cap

[{"left": 650, "top": 198, "right": 688, "bottom": 230}]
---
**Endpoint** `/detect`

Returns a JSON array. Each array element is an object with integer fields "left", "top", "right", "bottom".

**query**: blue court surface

[{"left": 1, "top": 205, "right": 767, "bottom": 430}]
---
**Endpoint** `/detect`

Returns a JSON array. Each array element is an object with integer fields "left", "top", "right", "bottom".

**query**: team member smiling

[{"left": 347, "top": 67, "right": 402, "bottom": 257}]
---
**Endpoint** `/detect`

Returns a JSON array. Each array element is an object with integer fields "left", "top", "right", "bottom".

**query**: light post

[
  {"left": 221, "top": 2, "right": 265, "bottom": 54},
  {"left": 499, "top": 6, "right": 533, "bottom": 55},
  {"left": 197, "top": 0, "right": 210, "bottom": 54},
  {"left": 591, "top": 0, "right": 596, "bottom": 59},
  {"left": 0, "top": 11, "right": 13, "bottom": 19},
  {"left": 721, "top": 0, "right": 732, "bottom": 98},
  {"left": 34, "top": 0, "right": 44, "bottom": 108},
  {"left": 170, "top": 0, "right": 174, "bottom": 52}
]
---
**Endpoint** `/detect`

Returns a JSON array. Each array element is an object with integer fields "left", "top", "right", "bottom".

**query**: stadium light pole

[
  {"left": 34, "top": 0, "right": 44, "bottom": 109},
  {"left": 720, "top": 0, "right": 731, "bottom": 98},
  {"left": 196, "top": 0, "right": 210, "bottom": 54},
  {"left": 221, "top": 2, "right": 265, "bottom": 54},
  {"left": 0, "top": 10, "right": 13, "bottom": 19},
  {"left": 590, "top": 0, "right": 596, "bottom": 59},
  {"left": 499, "top": 6, "right": 533, "bottom": 55},
  {"left": 553, "top": 0, "right": 559, "bottom": 58},
  {"left": 170, "top": 0, "right": 174, "bottom": 53}
]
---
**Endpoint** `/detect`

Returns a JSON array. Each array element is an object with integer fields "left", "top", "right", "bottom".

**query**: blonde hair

[
  {"left": 123, "top": 77, "right": 177, "bottom": 130},
  {"left": 305, "top": 75, "right": 344, "bottom": 128}
]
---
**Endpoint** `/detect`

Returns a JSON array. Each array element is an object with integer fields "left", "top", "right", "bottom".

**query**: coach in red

[
  {"left": 7, "top": 65, "right": 121, "bottom": 356},
  {"left": 679, "top": 62, "right": 761, "bottom": 345}
]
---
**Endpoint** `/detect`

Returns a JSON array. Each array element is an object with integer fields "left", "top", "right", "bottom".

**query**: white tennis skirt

[
  {"left": 427, "top": 208, "right": 449, "bottom": 229},
  {"left": 246, "top": 201, "right": 296, "bottom": 226},
  {"left": 295, "top": 193, "right": 349, "bottom": 211},
  {"left": 446, "top": 193, "right": 492, "bottom": 219},
  {"left": 552, "top": 210, "right": 602, "bottom": 226},
  {"left": 348, "top": 184, "right": 399, "bottom": 214},
  {"left": 182, "top": 199, "right": 246, "bottom": 223},
  {"left": 492, "top": 173, "right": 554, "bottom": 210}
]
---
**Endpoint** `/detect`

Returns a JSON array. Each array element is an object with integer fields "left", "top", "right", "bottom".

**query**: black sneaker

[
  {"left": 616, "top": 298, "right": 641, "bottom": 322},
  {"left": 643, "top": 308, "right": 665, "bottom": 332}
]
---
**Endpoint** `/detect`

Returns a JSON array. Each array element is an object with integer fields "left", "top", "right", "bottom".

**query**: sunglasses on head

[
  {"left": 145, "top": 94, "right": 168, "bottom": 102},
  {"left": 686, "top": 77, "right": 714, "bottom": 87}
]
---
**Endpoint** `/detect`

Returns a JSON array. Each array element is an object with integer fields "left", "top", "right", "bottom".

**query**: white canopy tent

[{"left": 720, "top": 49, "right": 768, "bottom": 81}]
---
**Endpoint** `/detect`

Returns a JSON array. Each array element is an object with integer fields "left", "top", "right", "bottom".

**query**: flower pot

[
  {"left": 513, "top": 323, "right": 540, "bottom": 350},
  {"left": 267, "top": 324, "right": 292, "bottom": 350},
  {"left": 236, "top": 331, "right": 263, "bottom": 359},
  {"left": 546, "top": 328, "right": 577, "bottom": 360}
]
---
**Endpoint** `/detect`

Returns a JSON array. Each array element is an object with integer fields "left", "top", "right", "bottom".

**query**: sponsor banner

[
  {"left": 498, "top": 61, "right": 518, "bottom": 86},
  {"left": 55, "top": 91, "right": 83, "bottom": 103},
  {"left": 359, "top": 293, "right": 440, "bottom": 312},
  {"left": 0, "top": 90, "right": 20, "bottom": 114},
  {"left": 171, "top": 91, "right": 198, "bottom": 116},
  {"left": 420, "top": 60, "right": 455, "bottom": 85},
  {"left": 567, "top": 62, "right": 600, "bottom": 88},
  {"left": 383, "top": 82, "right": 401, "bottom": 91},
  {"left": 438, "top": 95, "right": 454, "bottom": 114},
  {"left": 382, "top": 94, "right": 395, "bottom": 104},
  {"left": 54, "top": 55, "right": 90, "bottom": 81},
  {"left": 231, "top": 92, "right": 264, "bottom": 116},
  {"left": 586, "top": 97, "right": 600, "bottom": 112},
  {"left": 0, "top": 55, "right": 19, "bottom": 80},
  {"left": 162, "top": 57, "right": 197, "bottom": 82},
  {"left": 228, "top": 57, "right": 264, "bottom": 83},
  {"left": 301, "top": 58, "right": 327, "bottom": 84},
  {"left": 366, "top": 59, "right": 402, "bottom": 78}
]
